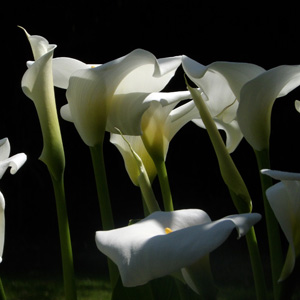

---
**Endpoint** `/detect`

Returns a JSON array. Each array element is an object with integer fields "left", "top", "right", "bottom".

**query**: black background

[{"left": 2, "top": 0, "right": 300, "bottom": 285}]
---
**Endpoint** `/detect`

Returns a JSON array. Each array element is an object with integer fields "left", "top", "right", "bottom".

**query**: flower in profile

[
  {"left": 0, "top": 138, "right": 27, "bottom": 262},
  {"left": 182, "top": 56, "right": 265, "bottom": 153},
  {"left": 237, "top": 65, "right": 300, "bottom": 151},
  {"left": 95, "top": 209, "right": 261, "bottom": 293},
  {"left": 261, "top": 169, "right": 300, "bottom": 281},
  {"left": 20, "top": 27, "right": 64, "bottom": 179},
  {"left": 51, "top": 51, "right": 182, "bottom": 147}
]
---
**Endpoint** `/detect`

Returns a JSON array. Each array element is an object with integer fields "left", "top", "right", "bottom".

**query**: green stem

[
  {"left": 229, "top": 190, "right": 268, "bottom": 300},
  {"left": 138, "top": 172, "right": 161, "bottom": 213},
  {"left": 0, "top": 278, "right": 6, "bottom": 300},
  {"left": 89, "top": 143, "right": 119, "bottom": 288},
  {"left": 51, "top": 174, "right": 77, "bottom": 300},
  {"left": 245, "top": 227, "right": 268, "bottom": 300},
  {"left": 186, "top": 81, "right": 267, "bottom": 299},
  {"left": 154, "top": 158, "right": 174, "bottom": 211},
  {"left": 255, "top": 149, "right": 283, "bottom": 300}
]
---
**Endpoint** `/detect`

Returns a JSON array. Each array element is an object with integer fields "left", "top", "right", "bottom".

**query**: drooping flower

[
  {"left": 95, "top": 209, "right": 261, "bottom": 292},
  {"left": 182, "top": 56, "right": 265, "bottom": 153},
  {"left": 51, "top": 51, "right": 182, "bottom": 146},
  {"left": 261, "top": 169, "right": 300, "bottom": 281},
  {"left": 0, "top": 138, "right": 27, "bottom": 262},
  {"left": 110, "top": 91, "right": 191, "bottom": 185},
  {"left": 237, "top": 65, "right": 300, "bottom": 151}
]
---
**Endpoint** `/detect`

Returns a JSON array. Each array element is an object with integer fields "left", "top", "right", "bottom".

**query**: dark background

[{"left": 2, "top": 0, "right": 300, "bottom": 287}]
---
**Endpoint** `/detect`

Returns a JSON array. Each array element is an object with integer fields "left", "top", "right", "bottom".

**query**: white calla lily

[
  {"left": 95, "top": 209, "right": 261, "bottom": 292},
  {"left": 0, "top": 138, "right": 27, "bottom": 263},
  {"left": 182, "top": 56, "right": 265, "bottom": 153},
  {"left": 20, "top": 27, "right": 65, "bottom": 179},
  {"left": 261, "top": 169, "right": 300, "bottom": 281},
  {"left": 53, "top": 50, "right": 182, "bottom": 146},
  {"left": 238, "top": 65, "right": 300, "bottom": 151}
]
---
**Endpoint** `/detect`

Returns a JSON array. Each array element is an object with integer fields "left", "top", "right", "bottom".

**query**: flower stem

[
  {"left": 89, "top": 143, "right": 119, "bottom": 288},
  {"left": 255, "top": 149, "right": 283, "bottom": 300},
  {"left": 229, "top": 190, "right": 268, "bottom": 300},
  {"left": 0, "top": 278, "right": 6, "bottom": 300},
  {"left": 154, "top": 158, "right": 174, "bottom": 211},
  {"left": 245, "top": 227, "right": 268, "bottom": 300},
  {"left": 51, "top": 174, "right": 77, "bottom": 300},
  {"left": 186, "top": 80, "right": 267, "bottom": 299}
]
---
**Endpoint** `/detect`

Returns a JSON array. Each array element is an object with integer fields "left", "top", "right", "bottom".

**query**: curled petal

[
  {"left": 95, "top": 209, "right": 260, "bottom": 288},
  {"left": 238, "top": 65, "right": 300, "bottom": 150},
  {"left": 0, "top": 138, "right": 27, "bottom": 179},
  {"left": 0, "top": 153, "right": 27, "bottom": 179},
  {"left": 19, "top": 26, "right": 56, "bottom": 60}
]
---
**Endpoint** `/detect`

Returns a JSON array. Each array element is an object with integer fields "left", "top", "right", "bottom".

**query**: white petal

[
  {"left": 237, "top": 65, "right": 300, "bottom": 150},
  {"left": 95, "top": 210, "right": 260, "bottom": 287},
  {"left": 52, "top": 57, "right": 91, "bottom": 89},
  {"left": 65, "top": 50, "right": 182, "bottom": 146},
  {"left": 0, "top": 153, "right": 27, "bottom": 179},
  {"left": 60, "top": 104, "right": 73, "bottom": 122},
  {"left": 0, "top": 138, "right": 10, "bottom": 161},
  {"left": 264, "top": 179, "right": 300, "bottom": 280},
  {"left": 261, "top": 169, "right": 300, "bottom": 181},
  {"left": 19, "top": 27, "right": 56, "bottom": 60}
]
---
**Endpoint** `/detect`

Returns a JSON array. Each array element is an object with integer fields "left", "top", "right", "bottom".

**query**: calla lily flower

[
  {"left": 261, "top": 169, "right": 300, "bottom": 281},
  {"left": 51, "top": 51, "right": 182, "bottom": 146},
  {"left": 0, "top": 138, "right": 27, "bottom": 262},
  {"left": 237, "top": 65, "right": 300, "bottom": 151},
  {"left": 110, "top": 91, "right": 192, "bottom": 184},
  {"left": 95, "top": 209, "right": 261, "bottom": 292},
  {"left": 182, "top": 56, "right": 265, "bottom": 153},
  {"left": 20, "top": 27, "right": 65, "bottom": 179},
  {"left": 0, "top": 138, "right": 27, "bottom": 179}
]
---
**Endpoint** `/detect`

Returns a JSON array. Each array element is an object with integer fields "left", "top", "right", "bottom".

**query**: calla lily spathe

[
  {"left": 261, "top": 169, "right": 300, "bottom": 281},
  {"left": 95, "top": 209, "right": 261, "bottom": 292},
  {"left": 20, "top": 27, "right": 65, "bottom": 179},
  {"left": 0, "top": 138, "right": 27, "bottom": 262},
  {"left": 182, "top": 56, "right": 265, "bottom": 153},
  {"left": 51, "top": 51, "right": 182, "bottom": 146},
  {"left": 237, "top": 65, "right": 300, "bottom": 151},
  {"left": 110, "top": 91, "right": 191, "bottom": 185}
]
